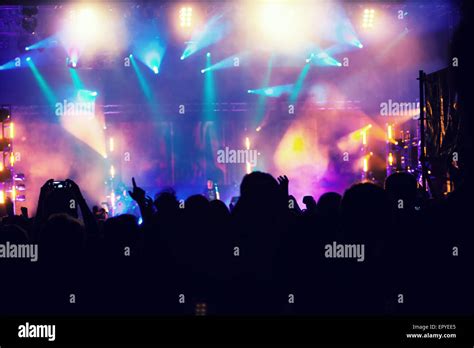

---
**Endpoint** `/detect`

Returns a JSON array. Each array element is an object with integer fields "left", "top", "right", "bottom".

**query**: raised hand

[
  {"left": 128, "top": 177, "right": 146, "bottom": 204},
  {"left": 277, "top": 175, "right": 289, "bottom": 197},
  {"left": 66, "top": 179, "right": 99, "bottom": 236}
]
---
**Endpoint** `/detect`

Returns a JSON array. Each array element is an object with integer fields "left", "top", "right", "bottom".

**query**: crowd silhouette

[{"left": 0, "top": 172, "right": 472, "bottom": 316}]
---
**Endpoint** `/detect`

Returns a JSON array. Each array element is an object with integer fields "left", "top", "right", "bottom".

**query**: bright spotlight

[
  {"left": 206, "top": 52, "right": 211, "bottom": 57},
  {"left": 26, "top": 57, "right": 31, "bottom": 61},
  {"left": 67, "top": 47, "right": 79, "bottom": 68},
  {"left": 60, "top": 5, "right": 123, "bottom": 56},
  {"left": 201, "top": 69, "right": 205, "bottom": 73},
  {"left": 264, "top": 88, "right": 274, "bottom": 96},
  {"left": 25, "top": 47, "right": 30, "bottom": 51},
  {"left": 179, "top": 7, "right": 193, "bottom": 28},
  {"left": 362, "top": 8, "right": 375, "bottom": 29},
  {"left": 256, "top": 2, "right": 311, "bottom": 52},
  {"left": 129, "top": 54, "right": 133, "bottom": 58},
  {"left": 67, "top": 8, "right": 100, "bottom": 45},
  {"left": 153, "top": 66, "right": 159, "bottom": 74}
]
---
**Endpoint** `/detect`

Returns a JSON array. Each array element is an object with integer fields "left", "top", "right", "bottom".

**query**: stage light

[
  {"left": 10, "top": 152, "right": 15, "bottom": 167},
  {"left": 129, "top": 54, "right": 133, "bottom": 58},
  {"left": 13, "top": 173, "right": 25, "bottom": 181},
  {"left": 206, "top": 52, "right": 211, "bottom": 57},
  {"left": 362, "top": 8, "right": 375, "bottom": 29},
  {"left": 26, "top": 57, "right": 31, "bottom": 61},
  {"left": 0, "top": 190, "right": 4, "bottom": 204},
  {"left": 387, "top": 124, "right": 393, "bottom": 141},
  {"left": 69, "top": 68, "right": 83, "bottom": 90},
  {"left": 247, "top": 84, "right": 293, "bottom": 98},
  {"left": 110, "top": 165, "right": 115, "bottom": 178},
  {"left": 24, "top": 36, "right": 59, "bottom": 52},
  {"left": 363, "top": 157, "right": 368, "bottom": 172},
  {"left": 67, "top": 48, "right": 79, "bottom": 68},
  {"left": 60, "top": 5, "right": 124, "bottom": 57},
  {"left": 246, "top": 162, "right": 252, "bottom": 174},
  {"left": 256, "top": 126, "right": 262, "bottom": 132},
  {"left": 203, "top": 48, "right": 216, "bottom": 120},
  {"left": 9, "top": 122, "right": 14, "bottom": 139},
  {"left": 309, "top": 51, "right": 342, "bottom": 67},
  {"left": 388, "top": 152, "right": 393, "bottom": 166},
  {"left": 201, "top": 69, "right": 205, "bottom": 73},
  {"left": 27, "top": 58, "right": 58, "bottom": 106},
  {"left": 0, "top": 58, "right": 23, "bottom": 71},
  {"left": 72, "top": 8, "right": 99, "bottom": 41},
  {"left": 245, "top": 137, "right": 250, "bottom": 150},
  {"left": 130, "top": 52, "right": 153, "bottom": 102},
  {"left": 253, "top": 2, "right": 312, "bottom": 53},
  {"left": 16, "top": 195, "right": 26, "bottom": 202},
  {"left": 77, "top": 89, "right": 98, "bottom": 102},
  {"left": 135, "top": 39, "right": 166, "bottom": 75},
  {"left": 179, "top": 7, "right": 193, "bottom": 28},
  {"left": 109, "top": 137, "right": 114, "bottom": 152},
  {"left": 260, "top": 3, "right": 289, "bottom": 40},
  {"left": 290, "top": 61, "right": 312, "bottom": 103},
  {"left": 110, "top": 191, "right": 116, "bottom": 210},
  {"left": 361, "top": 124, "right": 372, "bottom": 146},
  {"left": 180, "top": 16, "right": 224, "bottom": 59}
]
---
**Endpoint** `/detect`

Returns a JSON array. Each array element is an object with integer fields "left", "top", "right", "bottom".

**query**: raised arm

[{"left": 128, "top": 177, "right": 154, "bottom": 224}]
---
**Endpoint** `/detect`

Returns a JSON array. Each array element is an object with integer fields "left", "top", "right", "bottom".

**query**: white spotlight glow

[
  {"left": 179, "top": 7, "right": 193, "bottom": 27},
  {"left": 362, "top": 8, "right": 375, "bottom": 29},
  {"left": 257, "top": 2, "right": 311, "bottom": 52},
  {"left": 60, "top": 5, "right": 126, "bottom": 58}
]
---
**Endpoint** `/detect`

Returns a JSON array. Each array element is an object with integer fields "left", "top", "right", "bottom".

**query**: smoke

[{"left": 14, "top": 118, "right": 107, "bottom": 215}]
